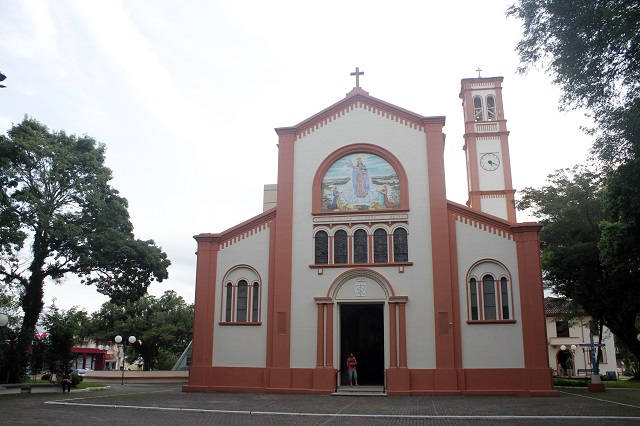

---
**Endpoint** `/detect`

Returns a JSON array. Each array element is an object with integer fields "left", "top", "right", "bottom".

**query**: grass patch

[{"left": 75, "top": 382, "right": 108, "bottom": 389}]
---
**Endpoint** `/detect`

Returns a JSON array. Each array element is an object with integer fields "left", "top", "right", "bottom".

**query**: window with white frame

[
  {"left": 222, "top": 267, "right": 261, "bottom": 324},
  {"left": 467, "top": 261, "right": 513, "bottom": 322}
]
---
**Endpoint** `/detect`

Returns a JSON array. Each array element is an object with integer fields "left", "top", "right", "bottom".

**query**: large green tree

[
  {"left": 0, "top": 117, "right": 170, "bottom": 383},
  {"left": 509, "top": 0, "right": 640, "bottom": 373},
  {"left": 519, "top": 167, "right": 640, "bottom": 373},
  {"left": 88, "top": 291, "right": 193, "bottom": 371}
]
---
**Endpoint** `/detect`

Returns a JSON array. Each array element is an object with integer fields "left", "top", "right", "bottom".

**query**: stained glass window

[
  {"left": 354, "top": 229, "right": 368, "bottom": 264},
  {"left": 373, "top": 229, "right": 388, "bottom": 263},
  {"left": 393, "top": 228, "right": 408, "bottom": 262},
  {"left": 334, "top": 230, "right": 348, "bottom": 264}
]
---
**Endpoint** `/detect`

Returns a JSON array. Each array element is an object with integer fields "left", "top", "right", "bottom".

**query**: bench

[{"left": 576, "top": 369, "right": 592, "bottom": 377}]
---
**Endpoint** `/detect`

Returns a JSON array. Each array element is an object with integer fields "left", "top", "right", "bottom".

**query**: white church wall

[
  {"left": 479, "top": 197, "right": 509, "bottom": 220},
  {"left": 287, "top": 105, "right": 437, "bottom": 369},
  {"left": 454, "top": 220, "right": 525, "bottom": 368},
  {"left": 212, "top": 228, "right": 271, "bottom": 367}
]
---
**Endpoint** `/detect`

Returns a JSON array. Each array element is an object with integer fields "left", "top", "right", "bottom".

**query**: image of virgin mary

[{"left": 349, "top": 157, "right": 370, "bottom": 198}]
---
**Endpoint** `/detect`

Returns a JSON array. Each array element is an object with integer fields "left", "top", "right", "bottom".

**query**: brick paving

[{"left": 1, "top": 384, "right": 639, "bottom": 425}]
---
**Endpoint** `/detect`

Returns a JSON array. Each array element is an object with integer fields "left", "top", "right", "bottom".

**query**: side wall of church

[
  {"left": 212, "top": 228, "right": 271, "bottom": 367},
  {"left": 454, "top": 220, "right": 525, "bottom": 368},
  {"left": 288, "top": 105, "right": 437, "bottom": 369}
]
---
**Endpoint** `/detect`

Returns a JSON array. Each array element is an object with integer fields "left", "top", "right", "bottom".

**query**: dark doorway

[{"left": 340, "top": 303, "right": 384, "bottom": 386}]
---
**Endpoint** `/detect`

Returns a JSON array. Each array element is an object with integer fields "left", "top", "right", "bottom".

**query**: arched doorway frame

[{"left": 314, "top": 269, "right": 408, "bottom": 374}]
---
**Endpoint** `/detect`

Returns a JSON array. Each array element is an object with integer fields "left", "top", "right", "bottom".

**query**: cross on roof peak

[
  {"left": 350, "top": 67, "right": 364, "bottom": 88},
  {"left": 476, "top": 67, "right": 483, "bottom": 78}
]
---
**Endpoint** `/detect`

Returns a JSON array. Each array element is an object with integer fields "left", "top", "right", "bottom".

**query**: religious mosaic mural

[{"left": 322, "top": 153, "right": 400, "bottom": 211}]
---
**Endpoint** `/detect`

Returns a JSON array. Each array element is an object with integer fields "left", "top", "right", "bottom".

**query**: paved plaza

[{"left": 1, "top": 384, "right": 639, "bottom": 425}]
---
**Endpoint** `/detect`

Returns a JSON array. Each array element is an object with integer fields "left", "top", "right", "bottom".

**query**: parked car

[{"left": 71, "top": 368, "right": 92, "bottom": 377}]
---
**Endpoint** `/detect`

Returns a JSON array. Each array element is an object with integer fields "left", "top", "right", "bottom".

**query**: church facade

[{"left": 183, "top": 75, "right": 555, "bottom": 396}]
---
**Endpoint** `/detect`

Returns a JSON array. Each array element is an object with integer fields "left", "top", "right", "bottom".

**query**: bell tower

[{"left": 460, "top": 76, "right": 516, "bottom": 222}]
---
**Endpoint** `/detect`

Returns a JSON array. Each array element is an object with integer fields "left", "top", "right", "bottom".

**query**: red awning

[{"left": 72, "top": 347, "right": 103, "bottom": 354}]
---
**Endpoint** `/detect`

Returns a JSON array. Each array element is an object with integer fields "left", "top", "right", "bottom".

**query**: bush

[
  {"left": 41, "top": 374, "right": 50, "bottom": 381},
  {"left": 71, "top": 373, "right": 83, "bottom": 387}
]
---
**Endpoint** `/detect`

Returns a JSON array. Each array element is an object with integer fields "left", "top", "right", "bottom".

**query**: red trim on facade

[
  {"left": 389, "top": 302, "right": 398, "bottom": 368},
  {"left": 398, "top": 302, "right": 408, "bottom": 368},
  {"left": 513, "top": 223, "right": 555, "bottom": 392},
  {"left": 447, "top": 201, "right": 514, "bottom": 239},
  {"left": 187, "top": 234, "right": 220, "bottom": 389},
  {"left": 311, "top": 143, "right": 410, "bottom": 214},
  {"left": 266, "top": 129, "right": 296, "bottom": 387},
  {"left": 423, "top": 116, "right": 456, "bottom": 373},
  {"left": 316, "top": 303, "right": 324, "bottom": 367},
  {"left": 447, "top": 211, "right": 465, "bottom": 390}
]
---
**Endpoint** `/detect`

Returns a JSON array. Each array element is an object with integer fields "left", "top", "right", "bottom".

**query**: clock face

[{"left": 480, "top": 153, "right": 500, "bottom": 171}]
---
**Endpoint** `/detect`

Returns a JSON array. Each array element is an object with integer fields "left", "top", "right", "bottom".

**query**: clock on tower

[{"left": 460, "top": 76, "right": 517, "bottom": 222}]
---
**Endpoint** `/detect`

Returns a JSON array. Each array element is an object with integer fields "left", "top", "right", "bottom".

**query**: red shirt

[{"left": 347, "top": 356, "right": 357, "bottom": 371}]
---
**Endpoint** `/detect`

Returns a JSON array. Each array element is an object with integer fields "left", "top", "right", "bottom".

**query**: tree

[
  {"left": 518, "top": 166, "right": 640, "bottom": 374},
  {"left": 88, "top": 291, "right": 193, "bottom": 371},
  {"left": 40, "top": 305, "right": 89, "bottom": 374},
  {"left": 0, "top": 117, "right": 170, "bottom": 383},
  {"left": 509, "top": 0, "right": 640, "bottom": 377},
  {"left": 507, "top": 1, "right": 640, "bottom": 151}
]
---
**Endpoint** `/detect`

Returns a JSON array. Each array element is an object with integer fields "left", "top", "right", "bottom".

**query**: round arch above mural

[{"left": 312, "top": 144, "right": 409, "bottom": 214}]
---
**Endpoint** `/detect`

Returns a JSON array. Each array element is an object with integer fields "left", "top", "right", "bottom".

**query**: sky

[{"left": 0, "top": 1, "right": 594, "bottom": 315}]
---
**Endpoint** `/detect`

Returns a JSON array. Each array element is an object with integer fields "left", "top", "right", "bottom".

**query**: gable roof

[{"left": 275, "top": 87, "right": 445, "bottom": 140}]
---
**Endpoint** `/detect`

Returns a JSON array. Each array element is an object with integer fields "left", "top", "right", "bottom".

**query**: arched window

[
  {"left": 314, "top": 230, "right": 328, "bottom": 264},
  {"left": 252, "top": 282, "right": 260, "bottom": 322},
  {"left": 473, "top": 96, "right": 484, "bottom": 121},
  {"left": 486, "top": 95, "right": 497, "bottom": 121},
  {"left": 237, "top": 280, "right": 248, "bottom": 322},
  {"left": 222, "top": 267, "right": 262, "bottom": 324},
  {"left": 500, "top": 277, "right": 510, "bottom": 319},
  {"left": 225, "top": 282, "right": 233, "bottom": 322},
  {"left": 393, "top": 228, "right": 408, "bottom": 262},
  {"left": 482, "top": 274, "right": 496, "bottom": 320},
  {"left": 334, "top": 230, "right": 348, "bottom": 264},
  {"left": 467, "top": 261, "right": 513, "bottom": 322},
  {"left": 373, "top": 229, "right": 388, "bottom": 263},
  {"left": 353, "top": 229, "right": 368, "bottom": 263},
  {"left": 469, "top": 278, "right": 479, "bottom": 320}
]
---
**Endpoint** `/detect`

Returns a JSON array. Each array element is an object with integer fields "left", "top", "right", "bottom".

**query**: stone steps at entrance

[{"left": 332, "top": 385, "right": 386, "bottom": 396}]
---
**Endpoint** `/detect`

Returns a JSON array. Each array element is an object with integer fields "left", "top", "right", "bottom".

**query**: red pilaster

[
  {"left": 513, "top": 223, "right": 555, "bottom": 392},
  {"left": 422, "top": 117, "right": 456, "bottom": 372},
  {"left": 267, "top": 128, "right": 296, "bottom": 388},
  {"left": 185, "top": 234, "right": 219, "bottom": 389},
  {"left": 389, "top": 302, "right": 398, "bottom": 368},
  {"left": 398, "top": 301, "right": 408, "bottom": 367},
  {"left": 316, "top": 303, "right": 324, "bottom": 367},
  {"left": 326, "top": 302, "right": 334, "bottom": 367}
]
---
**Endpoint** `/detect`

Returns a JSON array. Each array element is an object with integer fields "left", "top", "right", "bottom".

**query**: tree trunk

[{"left": 11, "top": 232, "right": 47, "bottom": 383}]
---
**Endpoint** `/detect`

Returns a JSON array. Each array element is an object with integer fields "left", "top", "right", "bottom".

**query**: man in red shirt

[{"left": 347, "top": 353, "right": 358, "bottom": 386}]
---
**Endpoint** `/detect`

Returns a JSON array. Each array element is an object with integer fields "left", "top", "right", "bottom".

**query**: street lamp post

[{"left": 114, "top": 335, "right": 136, "bottom": 385}]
